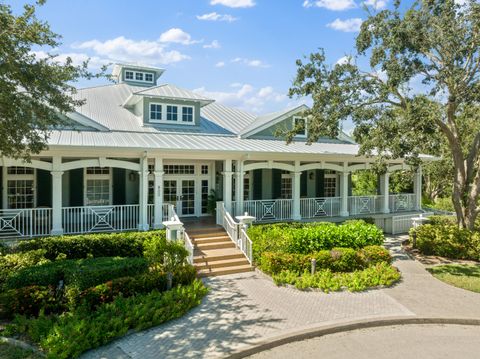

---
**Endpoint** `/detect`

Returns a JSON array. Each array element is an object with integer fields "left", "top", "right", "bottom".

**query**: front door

[{"left": 163, "top": 179, "right": 196, "bottom": 217}]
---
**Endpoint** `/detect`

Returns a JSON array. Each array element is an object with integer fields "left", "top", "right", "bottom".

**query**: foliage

[
  {"left": 207, "top": 189, "right": 219, "bottom": 215},
  {"left": 272, "top": 262, "right": 400, "bottom": 292},
  {"left": 143, "top": 235, "right": 188, "bottom": 272},
  {"left": 0, "top": 249, "right": 50, "bottom": 286},
  {"left": 424, "top": 197, "right": 455, "bottom": 213},
  {"left": 351, "top": 170, "right": 378, "bottom": 196},
  {"left": 259, "top": 245, "right": 391, "bottom": 275},
  {"left": 288, "top": 0, "right": 480, "bottom": 230},
  {"left": 0, "top": 342, "right": 43, "bottom": 359},
  {"left": 411, "top": 223, "right": 480, "bottom": 261},
  {"left": 7, "top": 280, "right": 208, "bottom": 359},
  {"left": 5, "top": 257, "right": 149, "bottom": 290},
  {"left": 427, "top": 264, "right": 480, "bottom": 293},
  {"left": 15, "top": 231, "right": 166, "bottom": 260},
  {"left": 248, "top": 220, "right": 384, "bottom": 262},
  {"left": 0, "top": 1, "right": 107, "bottom": 159}
]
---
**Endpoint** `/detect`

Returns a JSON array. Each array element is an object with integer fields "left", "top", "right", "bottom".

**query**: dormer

[{"left": 112, "top": 63, "right": 165, "bottom": 87}]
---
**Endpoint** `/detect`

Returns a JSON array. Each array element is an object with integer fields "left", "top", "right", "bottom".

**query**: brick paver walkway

[{"left": 82, "top": 236, "right": 480, "bottom": 359}]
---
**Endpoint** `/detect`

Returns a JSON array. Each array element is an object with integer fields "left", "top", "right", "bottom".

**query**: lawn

[{"left": 427, "top": 264, "right": 480, "bottom": 293}]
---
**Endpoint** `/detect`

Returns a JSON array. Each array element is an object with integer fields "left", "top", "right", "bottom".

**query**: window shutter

[
  {"left": 315, "top": 169, "right": 325, "bottom": 197},
  {"left": 69, "top": 168, "right": 84, "bottom": 206},
  {"left": 113, "top": 168, "right": 126, "bottom": 205},
  {"left": 272, "top": 169, "right": 282, "bottom": 199},
  {"left": 252, "top": 169, "right": 263, "bottom": 200},
  {"left": 36, "top": 169, "right": 52, "bottom": 207},
  {"left": 300, "top": 171, "right": 307, "bottom": 197}
]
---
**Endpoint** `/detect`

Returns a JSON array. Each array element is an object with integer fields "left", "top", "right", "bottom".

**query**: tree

[
  {"left": 289, "top": 0, "right": 480, "bottom": 229},
  {"left": 0, "top": 1, "right": 106, "bottom": 160}
]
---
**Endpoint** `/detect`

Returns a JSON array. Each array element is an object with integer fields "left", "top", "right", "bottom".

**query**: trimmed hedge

[
  {"left": 411, "top": 223, "right": 480, "bottom": 261},
  {"left": 0, "top": 249, "right": 50, "bottom": 287},
  {"left": 5, "top": 257, "right": 149, "bottom": 290},
  {"left": 248, "top": 220, "right": 384, "bottom": 262},
  {"left": 15, "top": 230, "right": 166, "bottom": 260},
  {"left": 259, "top": 245, "right": 391, "bottom": 275}
]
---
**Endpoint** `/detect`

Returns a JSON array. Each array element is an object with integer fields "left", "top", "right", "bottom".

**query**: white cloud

[
  {"left": 303, "top": 0, "right": 356, "bottom": 11},
  {"left": 362, "top": 0, "right": 387, "bottom": 10},
  {"left": 73, "top": 36, "right": 189, "bottom": 65},
  {"left": 196, "top": 12, "right": 238, "bottom": 22},
  {"left": 231, "top": 57, "right": 270, "bottom": 68},
  {"left": 215, "top": 61, "right": 226, "bottom": 67},
  {"left": 203, "top": 40, "right": 221, "bottom": 49},
  {"left": 335, "top": 55, "right": 354, "bottom": 65},
  {"left": 159, "top": 28, "right": 199, "bottom": 45},
  {"left": 210, "top": 0, "right": 255, "bottom": 8},
  {"left": 327, "top": 18, "right": 363, "bottom": 32},
  {"left": 31, "top": 50, "right": 109, "bottom": 69},
  {"left": 193, "top": 83, "right": 286, "bottom": 113}
]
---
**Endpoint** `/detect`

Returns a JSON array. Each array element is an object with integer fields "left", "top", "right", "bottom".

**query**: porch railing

[
  {"left": 300, "top": 197, "right": 341, "bottom": 218},
  {"left": 348, "top": 195, "right": 384, "bottom": 215},
  {"left": 389, "top": 193, "right": 416, "bottom": 212},
  {"left": 233, "top": 199, "right": 293, "bottom": 221},
  {"left": 62, "top": 205, "right": 140, "bottom": 235},
  {"left": 0, "top": 208, "right": 52, "bottom": 239}
]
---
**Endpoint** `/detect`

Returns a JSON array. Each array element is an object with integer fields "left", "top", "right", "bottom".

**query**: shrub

[
  {"left": 360, "top": 245, "right": 392, "bottom": 265},
  {"left": 15, "top": 230, "right": 166, "bottom": 260},
  {"left": 8, "top": 280, "right": 209, "bottom": 359},
  {"left": 143, "top": 235, "right": 188, "bottom": 272},
  {"left": 0, "top": 249, "right": 50, "bottom": 287},
  {"left": 0, "top": 285, "right": 63, "bottom": 319},
  {"left": 5, "top": 257, "right": 149, "bottom": 290}
]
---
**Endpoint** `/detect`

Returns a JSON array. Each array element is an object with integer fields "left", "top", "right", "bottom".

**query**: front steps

[{"left": 187, "top": 225, "right": 253, "bottom": 277}]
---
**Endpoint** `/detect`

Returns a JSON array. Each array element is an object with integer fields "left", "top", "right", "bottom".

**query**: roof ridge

[
  {"left": 76, "top": 82, "right": 122, "bottom": 91},
  {"left": 133, "top": 83, "right": 169, "bottom": 94}
]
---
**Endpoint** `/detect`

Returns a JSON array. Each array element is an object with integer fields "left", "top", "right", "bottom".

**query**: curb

[{"left": 226, "top": 317, "right": 480, "bottom": 359}]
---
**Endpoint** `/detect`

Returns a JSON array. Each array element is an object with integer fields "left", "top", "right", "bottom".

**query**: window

[
  {"left": 148, "top": 180, "right": 154, "bottom": 205},
  {"left": 281, "top": 172, "right": 292, "bottom": 199},
  {"left": 163, "top": 164, "right": 195, "bottom": 175},
  {"left": 201, "top": 165, "right": 209, "bottom": 174},
  {"left": 150, "top": 104, "right": 162, "bottom": 121},
  {"left": 182, "top": 106, "right": 194, "bottom": 122},
  {"left": 8, "top": 167, "right": 34, "bottom": 175},
  {"left": 293, "top": 117, "right": 307, "bottom": 137},
  {"left": 166, "top": 106, "right": 178, "bottom": 121},
  {"left": 324, "top": 176, "right": 337, "bottom": 197},
  {"left": 85, "top": 167, "right": 111, "bottom": 206},
  {"left": 8, "top": 180, "right": 35, "bottom": 209},
  {"left": 201, "top": 180, "right": 209, "bottom": 214},
  {"left": 145, "top": 73, "right": 153, "bottom": 82},
  {"left": 125, "top": 71, "right": 134, "bottom": 80},
  {"left": 135, "top": 72, "right": 144, "bottom": 81}
]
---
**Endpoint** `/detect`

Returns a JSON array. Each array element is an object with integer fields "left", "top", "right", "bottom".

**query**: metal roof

[
  {"left": 239, "top": 105, "right": 307, "bottom": 136},
  {"left": 133, "top": 84, "right": 215, "bottom": 106}
]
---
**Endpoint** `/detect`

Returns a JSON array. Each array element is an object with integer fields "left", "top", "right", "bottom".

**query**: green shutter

[
  {"left": 300, "top": 171, "right": 307, "bottom": 197},
  {"left": 272, "top": 169, "right": 282, "bottom": 199},
  {"left": 69, "top": 168, "right": 83, "bottom": 206},
  {"left": 36, "top": 169, "right": 52, "bottom": 207},
  {"left": 252, "top": 169, "right": 263, "bottom": 200},
  {"left": 315, "top": 169, "right": 325, "bottom": 197},
  {"left": 113, "top": 168, "right": 126, "bottom": 205}
]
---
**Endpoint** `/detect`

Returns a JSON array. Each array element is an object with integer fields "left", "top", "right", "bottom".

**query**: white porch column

[
  {"left": 222, "top": 159, "right": 233, "bottom": 213},
  {"left": 235, "top": 160, "right": 244, "bottom": 216},
  {"left": 50, "top": 156, "right": 63, "bottom": 235},
  {"left": 138, "top": 156, "right": 149, "bottom": 231},
  {"left": 413, "top": 166, "right": 422, "bottom": 210},
  {"left": 380, "top": 172, "right": 390, "bottom": 214},
  {"left": 340, "top": 171, "right": 350, "bottom": 217},
  {"left": 153, "top": 157, "right": 164, "bottom": 229},
  {"left": 292, "top": 161, "right": 301, "bottom": 220}
]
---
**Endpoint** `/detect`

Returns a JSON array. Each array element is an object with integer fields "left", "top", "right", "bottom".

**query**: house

[{"left": 0, "top": 63, "right": 425, "bottom": 242}]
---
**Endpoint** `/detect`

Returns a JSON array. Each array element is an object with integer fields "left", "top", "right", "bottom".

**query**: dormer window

[
  {"left": 145, "top": 73, "right": 153, "bottom": 82},
  {"left": 293, "top": 117, "right": 307, "bottom": 137},
  {"left": 135, "top": 72, "right": 144, "bottom": 81},
  {"left": 150, "top": 103, "right": 162, "bottom": 121},
  {"left": 124, "top": 69, "right": 154, "bottom": 84},
  {"left": 182, "top": 106, "right": 194, "bottom": 122},
  {"left": 125, "top": 71, "right": 134, "bottom": 80},
  {"left": 166, "top": 105, "right": 178, "bottom": 121}
]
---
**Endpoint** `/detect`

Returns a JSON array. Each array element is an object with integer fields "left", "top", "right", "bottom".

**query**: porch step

[
  {"left": 188, "top": 230, "right": 228, "bottom": 239},
  {"left": 195, "top": 241, "right": 236, "bottom": 250},
  {"left": 197, "top": 264, "right": 254, "bottom": 278},
  {"left": 193, "top": 248, "right": 246, "bottom": 263},
  {"left": 195, "top": 257, "right": 250, "bottom": 270},
  {"left": 192, "top": 235, "right": 231, "bottom": 244}
]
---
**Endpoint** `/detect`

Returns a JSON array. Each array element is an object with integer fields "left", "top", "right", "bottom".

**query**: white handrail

[
  {"left": 239, "top": 227, "right": 253, "bottom": 264},
  {"left": 183, "top": 231, "right": 194, "bottom": 265}
]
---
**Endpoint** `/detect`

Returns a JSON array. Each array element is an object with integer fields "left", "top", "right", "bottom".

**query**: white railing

[
  {"left": 300, "top": 197, "right": 341, "bottom": 218},
  {"left": 183, "top": 230, "right": 194, "bottom": 265},
  {"left": 0, "top": 208, "right": 52, "bottom": 239},
  {"left": 391, "top": 211, "right": 434, "bottom": 234},
  {"left": 62, "top": 205, "right": 140, "bottom": 234},
  {"left": 348, "top": 195, "right": 384, "bottom": 215},
  {"left": 390, "top": 194, "right": 416, "bottom": 212},
  {"left": 233, "top": 199, "right": 293, "bottom": 222},
  {"left": 239, "top": 228, "right": 253, "bottom": 264}
]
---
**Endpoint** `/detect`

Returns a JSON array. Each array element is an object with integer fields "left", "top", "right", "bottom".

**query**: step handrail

[{"left": 168, "top": 204, "right": 194, "bottom": 265}]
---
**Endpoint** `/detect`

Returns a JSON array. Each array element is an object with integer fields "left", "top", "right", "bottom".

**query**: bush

[
  {"left": 0, "top": 285, "right": 63, "bottom": 319},
  {"left": 0, "top": 249, "right": 50, "bottom": 287},
  {"left": 272, "top": 262, "right": 401, "bottom": 292},
  {"left": 259, "top": 245, "right": 390, "bottom": 275},
  {"left": 5, "top": 257, "right": 149, "bottom": 290},
  {"left": 15, "top": 230, "right": 166, "bottom": 260},
  {"left": 8, "top": 280, "right": 208, "bottom": 359},
  {"left": 412, "top": 223, "right": 480, "bottom": 261},
  {"left": 248, "top": 220, "right": 384, "bottom": 261},
  {"left": 143, "top": 235, "right": 188, "bottom": 271}
]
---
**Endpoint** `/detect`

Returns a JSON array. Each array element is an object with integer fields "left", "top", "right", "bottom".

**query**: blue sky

[{"left": 14, "top": 0, "right": 391, "bottom": 116}]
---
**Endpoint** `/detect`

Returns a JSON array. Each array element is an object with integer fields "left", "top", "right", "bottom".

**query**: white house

[{"left": 0, "top": 63, "right": 425, "bottom": 240}]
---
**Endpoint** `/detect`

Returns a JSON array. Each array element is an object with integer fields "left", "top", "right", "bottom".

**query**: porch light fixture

[
  {"left": 309, "top": 171, "right": 314, "bottom": 180},
  {"left": 129, "top": 171, "right": 136, "bottom": 182}
]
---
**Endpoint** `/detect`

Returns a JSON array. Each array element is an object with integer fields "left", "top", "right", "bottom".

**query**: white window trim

[
  {"left": 5, "top": 169, "right": 36, "bottom": 209},
  {"left": 148, "top": 103, "right": 195, "bottom": 125},
  {"left": 181, "top": 106, "right": 195, "bottom": 123},
  {"left": 84, "top": 168, "right": 112, "bottom": 206},
  {"left": 293, "top": 116, "right": 307, "bottom": 138},
  {"left": 124, "top": 70, "right": 154, "bottom": 84}
]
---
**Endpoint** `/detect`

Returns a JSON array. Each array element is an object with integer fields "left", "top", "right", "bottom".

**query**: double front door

[{"left": 163, "top": 179, "right": 196, "bottom": 216}]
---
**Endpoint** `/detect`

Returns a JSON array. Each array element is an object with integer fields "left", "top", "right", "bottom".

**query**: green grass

[
  {"left": 428, "top": 264, "right": 480, "bottom": 293},
  {"left": 0, "top": 342, "right": 42, "bottom": 359}
]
